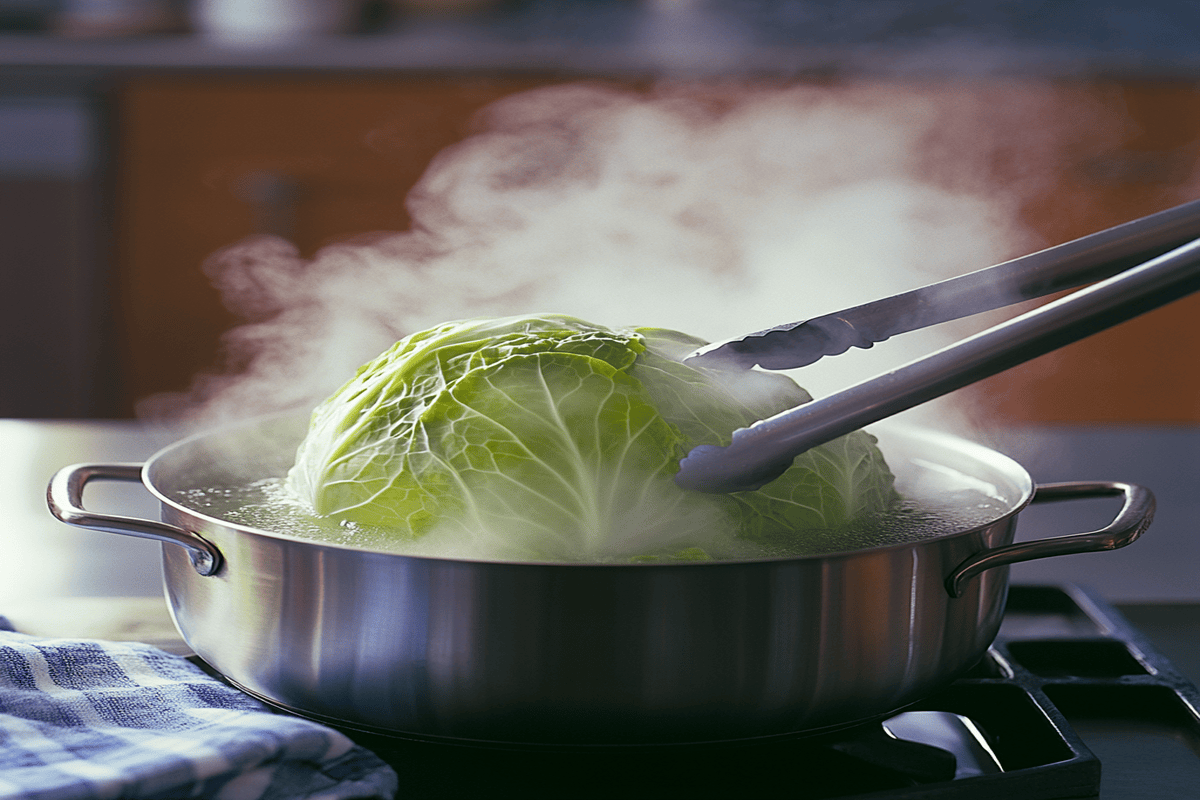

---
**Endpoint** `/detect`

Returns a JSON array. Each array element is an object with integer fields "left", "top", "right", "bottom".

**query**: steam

[{"left": 140, "top": 81, "right": 1045, "bottom": 434}]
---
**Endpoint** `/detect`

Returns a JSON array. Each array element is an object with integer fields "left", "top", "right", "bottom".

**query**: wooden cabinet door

[{"left": 959, "top": 80, "right": 1200, "bottom": 425}]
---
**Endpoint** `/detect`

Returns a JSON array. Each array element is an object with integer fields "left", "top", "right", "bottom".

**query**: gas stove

[{"left": 335, "top": 585, "right": 1200, "bottom": 799}]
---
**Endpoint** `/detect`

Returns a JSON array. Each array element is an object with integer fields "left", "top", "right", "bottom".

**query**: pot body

[
  {"left": 143, "top": 417, "right": 1027, "bottom": 744},
  {"left": 160, "top": 518, "right": 1009, "bottom": 743}
]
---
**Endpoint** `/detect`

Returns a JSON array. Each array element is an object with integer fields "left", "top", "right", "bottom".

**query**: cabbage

[{"left": 286, "top": 314, "right": 898, "bottom": 561}]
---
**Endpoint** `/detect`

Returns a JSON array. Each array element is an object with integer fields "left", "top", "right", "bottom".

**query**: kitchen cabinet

[
  {"left": 964, "top": 80, "right": 1200, "bottom": 425},
  {"left": 113, "top": 75, "right": 1200, "bottom": 423}
]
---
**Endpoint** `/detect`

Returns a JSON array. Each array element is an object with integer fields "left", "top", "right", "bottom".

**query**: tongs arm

[
  {"left": 687, "top": 197, "right": 1200, "bottom": 371},
  {"left": 676, "top": 235, "right": 1200, "bottom": 493}
]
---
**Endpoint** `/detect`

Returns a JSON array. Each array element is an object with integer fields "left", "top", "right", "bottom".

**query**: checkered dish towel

[{"left": 0, "top": 619, "right": 397, "bottom": 800}]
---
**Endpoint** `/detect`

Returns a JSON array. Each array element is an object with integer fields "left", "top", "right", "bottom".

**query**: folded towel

[{"left": 0, "top": 618, "right": 397, "bottom": 800}]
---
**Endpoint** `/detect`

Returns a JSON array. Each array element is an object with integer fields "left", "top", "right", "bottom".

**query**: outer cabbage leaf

[{"left": 286, "top": 314, "right": 898, "bottom": 560}]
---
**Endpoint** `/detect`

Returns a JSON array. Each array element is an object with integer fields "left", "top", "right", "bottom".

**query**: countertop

[{"left": 0, "top": 418, "right": 187, "bottom": 652}]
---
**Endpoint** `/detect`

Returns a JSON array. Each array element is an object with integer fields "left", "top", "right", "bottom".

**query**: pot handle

[
  {"left": 47, "top": 463, "right": 222, "bottom": 577},
  {"left": 945, "top": 481, "right": 1154, "bottom": 598}
]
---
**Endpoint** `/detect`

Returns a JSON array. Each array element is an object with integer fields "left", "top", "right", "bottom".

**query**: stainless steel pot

[{"left": 47, "top": 414, "right": 1153, "bottom": 745}]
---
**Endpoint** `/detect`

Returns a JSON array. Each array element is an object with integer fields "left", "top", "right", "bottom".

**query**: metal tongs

[{"left": 676, "top": 198, "right": 1200, "bottom": 493}]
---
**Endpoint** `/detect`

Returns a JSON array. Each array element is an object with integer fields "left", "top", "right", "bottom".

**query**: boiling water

[{"left": 170, "top": 473, "right": 1013, "bottom": 562}]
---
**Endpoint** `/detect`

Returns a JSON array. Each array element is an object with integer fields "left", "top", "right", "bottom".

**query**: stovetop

[{"left": 338, "top": 585, "right": 1200, "bottom": 800}]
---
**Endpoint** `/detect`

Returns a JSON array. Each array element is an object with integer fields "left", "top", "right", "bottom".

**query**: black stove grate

[{"left": 328, "top": 585, "right": 1200, "bottom": 799}]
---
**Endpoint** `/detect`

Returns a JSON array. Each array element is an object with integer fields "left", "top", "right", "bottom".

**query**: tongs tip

[
  {"left": 676, "top": 442, "right": 790, "bottom": 493},
  {"left": 675, "top": 419, "right": 800, "bottom": 493},
  {"left": 685, "top": 316, "right": 877, "bottom": 372}
]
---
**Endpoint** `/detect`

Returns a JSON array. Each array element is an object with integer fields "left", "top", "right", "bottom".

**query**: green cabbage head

[{"left": 286, "top": 314, "right": 898, "bottom": 561}]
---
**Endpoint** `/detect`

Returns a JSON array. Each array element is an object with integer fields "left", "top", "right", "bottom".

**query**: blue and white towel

[{"left": 0, "top": 617, "right": 397, "bottom": 800}]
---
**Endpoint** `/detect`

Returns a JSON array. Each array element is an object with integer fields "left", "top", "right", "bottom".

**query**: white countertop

[{"left": 0, "top": 419, "right": 186, "bottom": 650}]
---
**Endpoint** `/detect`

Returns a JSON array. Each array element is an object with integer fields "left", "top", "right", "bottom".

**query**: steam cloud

[{"left": 141, "top": 81, "right": 1050, "bottom": 434}]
